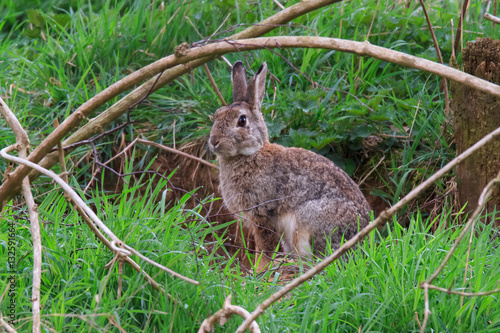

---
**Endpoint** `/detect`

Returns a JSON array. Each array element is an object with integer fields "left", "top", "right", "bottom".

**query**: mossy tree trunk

[{"left": 451, "top": 38, "right": 500, "bottom": 221}]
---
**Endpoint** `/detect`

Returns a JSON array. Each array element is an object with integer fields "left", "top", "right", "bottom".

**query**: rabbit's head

[{"left": 209, "top": 61, "right": 269, "bottom": 158}]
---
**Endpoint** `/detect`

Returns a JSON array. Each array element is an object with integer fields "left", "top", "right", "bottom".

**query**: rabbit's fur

[{"left": 209, "top": 61, "right": 371, "bottom": 259}]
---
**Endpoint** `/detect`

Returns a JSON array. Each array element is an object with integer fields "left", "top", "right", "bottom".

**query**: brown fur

[{"left": 209, "top": 61, "right": 371, "bottom": 258}]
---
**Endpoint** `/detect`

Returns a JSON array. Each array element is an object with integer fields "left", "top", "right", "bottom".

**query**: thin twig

[
  {"left": 204, "top": 13, "right": 231, "bottom": 45},
  {"left": 426, "top": 284, "right": 500, "bottom": 297},
  {"left": 203, "top": 64, "right": 227, "bottom": 105},
  {"left": 123, "top": 244, "right": 199, "bottom": 285},
  {"left": 236, "top": 126, "right": 500, "bottom": 332},
  {"left": 459, "top": 208, "right": 477, "bottom": 315},
  {"left": 273, "top": 0, "right": 285, "bottom": 10},
  {"left": 103, "top": 138, "right": 139, "bottom": 166},
  {"left": 358, "top": 155, "right": 385, "bottom": 186},
  {"left": 365, "top": 0, "right": 380, "bottom": 41},
  {"left": 418, "top": 0, "right": 450, "bottom": 115},
  {"left": 137, "top": 139, "right": 218, "bottom": 169},
  {"left": 414, "top": 312, "right": 422, "bottom": 330},
  {"left": 422, "top": 171, "right": 500, "bottom": 285},
  {"left": 454, "top": 0, "right": 469, "bottom": 56},
  {"left": 421, "top": 284, "right": 430, "bottom": 333}
]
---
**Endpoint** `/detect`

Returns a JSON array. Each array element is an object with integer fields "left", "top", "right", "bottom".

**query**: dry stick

[
  {"left": 454, "top": 0, "right": 469, "bottom": 57},
  {"left": 419, "top": 170, "right": 500, "bottom": 333},
  {"left": 414, "top": 312, "right": 422, "bottom": 330},
  {"left": 365, "top": 0, "right": 380, "bottom": 40},
  {"left": 418, "top": 0, "right": 450, "bottom": 115},
  {"left": 53, "top": 119, "right": 70, "bottom": 203},
  {"left": 0, "top": 0, "right": 343, "bottom": 204},
  {"left": 421, "top": 284, "right": 431, "bottom": 333},
  {"left": 422, "top": 171, "right": 500, "bottom": 286},
  {"left": 104, "top": 138, "right": 139, "bottom": 166},
  {"left": 77, "top": 200, "right": 165, "bottom": 293},
  {"left": 235, "top": 125, "right": 500, "bottom": 333},
  {"left": 198, "top": 295, "right": 261, "bottom": 333},
  {"left": 459, "top": 206, "right": 478, "bottom": 318},
  {"left": 203, "top": 63, "right": 227, "bottom": 105},
  {"left": 0, "top": 147, "right": 199, "bottom": 285},
  {"left": 485, "top": 0, "right": 500, "bottom": 24},
  {"left": 273, "top": 0, "right": 286, "bottom": 10},
  {"left": 0, "top": 317, "right": 17, "bottom": 333},
  {"left": 14, "top": 35, "right": 500, "bottom": 199},
  {"left": 426, "top": 284, "right": 500, "bottom": 297},
  {"left": 0, "top": 98, "right": 41, "bottom": 333},
  {"left": 495, "top": 0, "right": 498, "bottom": 27},
  {"left": 137, "top": 139, "right": 218, "bottom": 169}
]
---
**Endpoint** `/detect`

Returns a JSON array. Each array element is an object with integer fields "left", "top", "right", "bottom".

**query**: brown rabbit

[{"left": 209, "top": 61, "right": 371, "bottom": 260}]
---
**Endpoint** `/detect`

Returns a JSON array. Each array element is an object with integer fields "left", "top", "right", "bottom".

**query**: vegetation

[{"left": 1, "top": 0, "right": 499, "bottom": 331}]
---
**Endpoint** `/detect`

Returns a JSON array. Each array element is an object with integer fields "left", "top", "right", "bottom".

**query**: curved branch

[
  {"left": 198, "top": 295, "right": 261, "bottom": 333},
  {"left": 0, "top": 146, "right": 199, "bottom": 285}
]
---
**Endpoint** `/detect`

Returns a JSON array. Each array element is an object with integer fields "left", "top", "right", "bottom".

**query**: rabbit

[{"left": 208, "top": 61, "right": 371, "bottom": 260}]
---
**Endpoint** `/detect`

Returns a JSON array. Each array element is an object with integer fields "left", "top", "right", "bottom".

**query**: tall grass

[{"left": 1, "top": 177, "right": 499, "bottom": 331}]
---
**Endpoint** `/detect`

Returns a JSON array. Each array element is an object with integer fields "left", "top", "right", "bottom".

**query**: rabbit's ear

[
  {"left": 232, "top": 61, "right": 247, "bottom": 102},
  {"left": 247, "top": 62, "right": 267, "bottom": 111}
]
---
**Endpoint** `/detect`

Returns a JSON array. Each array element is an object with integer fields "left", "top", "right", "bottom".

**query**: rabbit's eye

[{"left": 237, "top": 115, "right": 247, "bottom": 127}]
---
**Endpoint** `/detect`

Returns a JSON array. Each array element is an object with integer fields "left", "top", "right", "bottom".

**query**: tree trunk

[{"left": 451, "top": 37, "right": 500, "bottom": 222}]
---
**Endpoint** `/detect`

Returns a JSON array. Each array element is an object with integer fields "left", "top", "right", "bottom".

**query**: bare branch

[
  {"left": 418, "top": 0, "right": 450, "bottom": 115},
  {"left": 0, "top": 317, "right": 17, "bottom": 333},
  {"left": 203, "top": 63, "right": 227, "bottom": 106},
  {"left": 0, "top": 146, "right": 199, "bottom": 285},
  {"left": 198, "top": 295, "right": 261, "bottom": 333},
  {"left": 0, "top": 98, "right": 41, "bottom": 333},
  {"left": 454, "top": 0, "right": 469, "bottom": 56},
  {"left": 425, "top": 284, "right": 500, "bottom": 297},
  {"left": 485, "top": 0, "right": 500, "bottom": 24},
  {"left": 123, "top": 244, "right": 199, "bottom": 285},
  {"left": 137, "top": 139, "right": 218, "bottom": 170},
  {"left": 235, "top": 125, "right": 500, "bottom": 332}
]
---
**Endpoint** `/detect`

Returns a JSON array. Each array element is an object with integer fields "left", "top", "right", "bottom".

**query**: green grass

[
  {"left": 1, "top": 177, "right": 499, "bottom": 332},
  {"left": 1, "top": 0, "right": 500, "bottom": 331}
]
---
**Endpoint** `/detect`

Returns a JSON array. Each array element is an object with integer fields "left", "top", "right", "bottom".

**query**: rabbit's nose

[{"left": 210, "top": 136, "right": 220, "bottom": 148}]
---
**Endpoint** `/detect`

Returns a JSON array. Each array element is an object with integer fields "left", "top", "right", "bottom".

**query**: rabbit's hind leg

[{"left": 252, "top": 222, "right": 280, "bottom": 272}]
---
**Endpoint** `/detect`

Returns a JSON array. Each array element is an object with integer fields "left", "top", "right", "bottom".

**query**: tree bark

[{"left": 451, "top": 37, "right": 500, "bottom": 221}]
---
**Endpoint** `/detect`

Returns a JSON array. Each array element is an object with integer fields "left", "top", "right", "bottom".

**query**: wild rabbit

[{"left": 208, "top": 61, "right": 371, "bottom": 260}]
